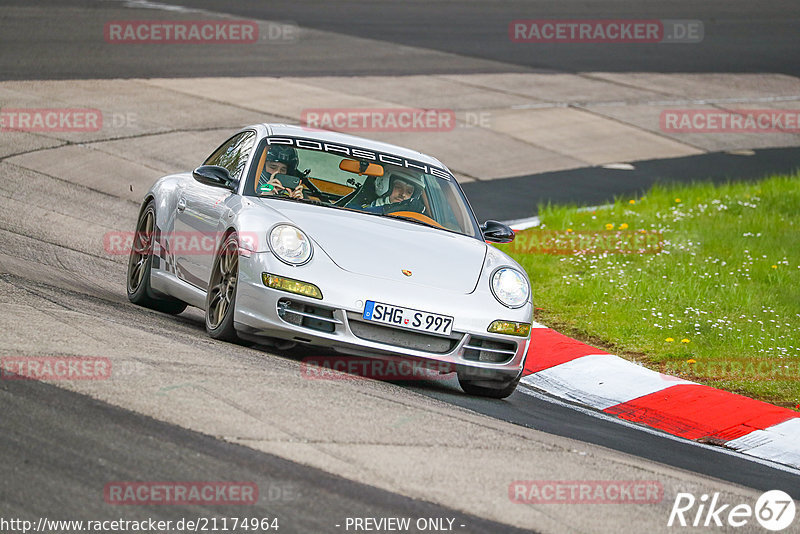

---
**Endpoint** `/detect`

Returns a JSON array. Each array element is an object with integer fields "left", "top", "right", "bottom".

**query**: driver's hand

[
  {"left": 266, "top": 173, "right": 287, "bottom": 194},
  {"left": 288, "top": 185, "right": 305, "bottom": 199}
]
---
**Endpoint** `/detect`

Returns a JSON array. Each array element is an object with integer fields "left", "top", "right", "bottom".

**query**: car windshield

[{"left": 245, "top": 138, "right": 482, "bottom": 239}]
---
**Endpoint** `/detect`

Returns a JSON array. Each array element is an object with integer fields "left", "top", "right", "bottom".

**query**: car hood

[{"left": 254, "top": 199, "right": 487, "bottom": 293}]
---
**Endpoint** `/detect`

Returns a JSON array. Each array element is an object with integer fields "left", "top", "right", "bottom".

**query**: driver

[
  {"left": 368, "top": 171, "right": 425, "bottom": 210},
  {"left": 258, "top": 145, "right": 305, "bottom": 199}
]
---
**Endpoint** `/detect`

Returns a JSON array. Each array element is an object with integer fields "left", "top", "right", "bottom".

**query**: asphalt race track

[
  {"left": 1, "top": 1, "right": 800, "bottom": 532},
  {"left": 1, "top": 378, "right": 530, "bottom": 534},
  {"left": 3, "top": 0, "right": 799, "bottom": 78}
]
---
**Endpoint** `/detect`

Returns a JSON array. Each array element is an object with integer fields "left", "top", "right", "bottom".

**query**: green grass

[{"left": 496, "top": 173, "right": 800, "bottom": 408}]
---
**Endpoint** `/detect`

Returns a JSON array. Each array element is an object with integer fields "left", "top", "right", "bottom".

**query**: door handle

[{"left": 177, "top": 197, "right": 186, "bottom": 212}]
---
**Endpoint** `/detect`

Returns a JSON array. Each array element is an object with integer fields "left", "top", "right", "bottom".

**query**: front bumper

[{"left": 234, "top": 250, "right": 531, "bottom": 381}]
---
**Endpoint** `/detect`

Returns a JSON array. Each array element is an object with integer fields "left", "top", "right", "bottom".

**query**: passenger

[{"left": 258, "top": 145, "right": 305, "bottom": 199}]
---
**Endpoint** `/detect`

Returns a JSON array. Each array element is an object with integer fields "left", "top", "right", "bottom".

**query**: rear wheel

[
  {"left": 457, "top": 371, "right": 521, "bottom": 399},
  {"left": 126, "top": 201, "right": 187, "bottom": 315},
  {"left": 205, "top": 233, "right": 240, "bottom": 342}
]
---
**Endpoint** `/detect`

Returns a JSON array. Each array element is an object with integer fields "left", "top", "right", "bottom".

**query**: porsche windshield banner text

[{"left": 267, "top": 136, "right": 453, "bottom": 180}]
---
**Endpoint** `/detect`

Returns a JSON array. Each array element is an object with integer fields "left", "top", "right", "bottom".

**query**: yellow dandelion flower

[
  {"left": 772, "top": 265, "right": 778, "bottom": 269},
  {"left": 681, "top": 338, "right": 690, "bottom": 344},
  {"left": 629, "top": 199, "right": 636, "bottom": 204},
  {"left": 665, "top": 337, "right": 674, "bottom": 343},
  {"left": 605, "top": 223, "right": 614, "bottom": 230},
  {"left": 675, "top": 198, "right": 681, "bottom": 203},
  {"left": 619, "top": 223, "right": 629, "bottom": 230},
  {"left": 566, "top": 228, "right": 573, "bottom": 233},
  {"left": 687, "top": 359, "right": 696, "bottom": 364}
]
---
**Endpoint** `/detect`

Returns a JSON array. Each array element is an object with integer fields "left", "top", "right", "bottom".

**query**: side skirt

[{"left": 150, "top": 269, "right": 207, "bottom": 309}]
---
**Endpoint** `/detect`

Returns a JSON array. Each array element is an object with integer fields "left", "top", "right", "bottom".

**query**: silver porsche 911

[{"left": 127, "top": 124, "right": 532, "bottom": 398}]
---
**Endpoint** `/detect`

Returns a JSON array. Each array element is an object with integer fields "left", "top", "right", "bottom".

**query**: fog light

[
  {"left": 488, "top": 320, "right": 531, "bottom": 337},
  {"left": 262, "top": 273, "right": 322, "bottom": 299}
]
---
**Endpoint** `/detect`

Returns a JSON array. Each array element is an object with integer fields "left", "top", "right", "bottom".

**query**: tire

[
  {"left": 127, "top": 201, "right": 187, "bottom": 315},
  {"left": 205, "top": 232, "right": 240, "bottom": 342},
  {"left": 457, "top": 371, "right": 521, "bottom": 399}
]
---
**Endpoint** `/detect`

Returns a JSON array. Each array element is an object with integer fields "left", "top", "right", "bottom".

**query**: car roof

[{"left": 258, "top": 123, "right": 450, "bottom": 171}]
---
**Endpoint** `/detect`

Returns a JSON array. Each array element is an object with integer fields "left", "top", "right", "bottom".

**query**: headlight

[
  {"left": 490, "top": 268, "right": 529, "bottom": 308},
  {"left": 268, "top": 224, "right": 312, "bottom": 265}
]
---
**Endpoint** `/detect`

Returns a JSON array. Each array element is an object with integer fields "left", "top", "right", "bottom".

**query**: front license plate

[{"left": 363, "top": 301, "right": 453, "bottom": 335}]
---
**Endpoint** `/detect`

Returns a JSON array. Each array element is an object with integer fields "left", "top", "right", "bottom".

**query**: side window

[
  {"left": 204, "top": 131, "right": 256, "bottom": 181},
  {"left": 425, "top": 177, "right": 463, "bottom": 232}
]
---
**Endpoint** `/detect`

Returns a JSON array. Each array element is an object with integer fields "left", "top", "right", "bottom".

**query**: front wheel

[
  {"left": 457, "top": 371, "right": 521, "bottom": 399},
  {"left": 126, "top": 201, "right": 187, "bottom": 315},
  {"left": 205, "top": 233, "right": 240, "bottom": 342}
]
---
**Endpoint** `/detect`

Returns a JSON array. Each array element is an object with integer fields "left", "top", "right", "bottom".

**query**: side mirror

[
  {"left": 192, "top": 165, "right": 237, "bottom": 191},
  {"left": 481, "top": 220, "right": 515, "bottom": 243}
]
